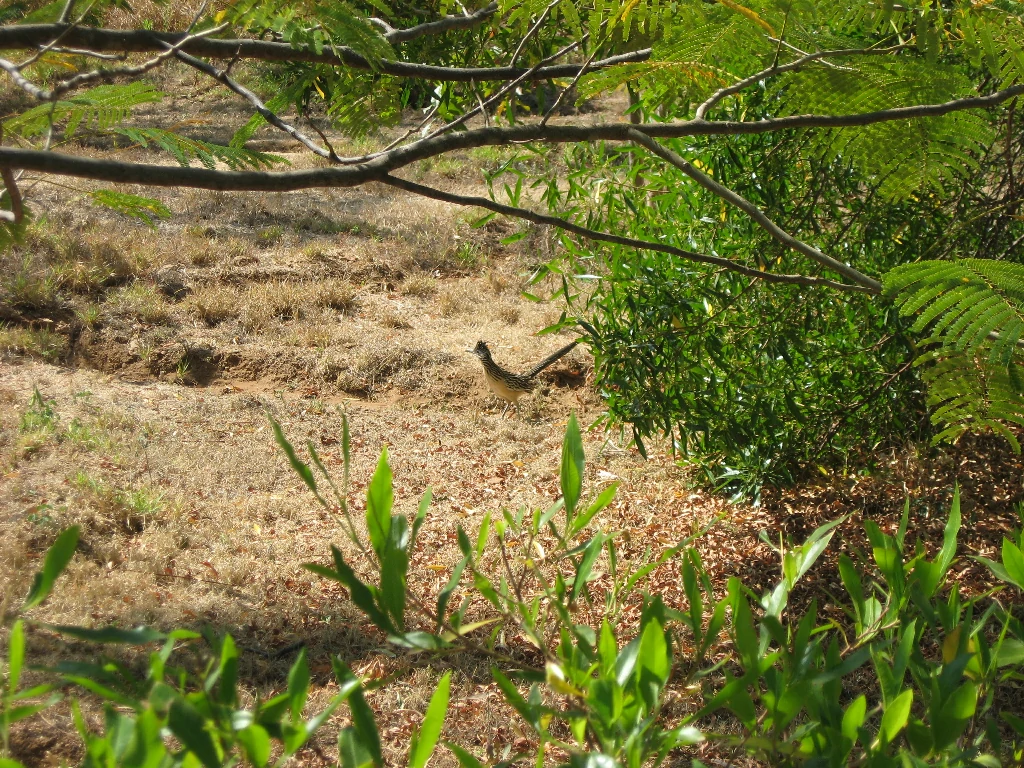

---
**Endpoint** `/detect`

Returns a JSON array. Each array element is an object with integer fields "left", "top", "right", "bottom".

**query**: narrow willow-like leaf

[
  {"left": 23, "top": 525, "right": 79, "bottom": 611},
  {"left": 408, "top": 671, "right": 451, "bottom": 768}
]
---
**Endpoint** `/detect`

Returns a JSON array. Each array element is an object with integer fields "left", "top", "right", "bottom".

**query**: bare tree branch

[
  {"left": 0, "top": 166, "right": 25, "bottom": 225},
  {"left": 0, "top": 23, "right": 228, "bottom": 103},
  {"left": 57, "top": 0, "right": 76, "bottom": 24},
  {"left": 624, "top": 129, "right": 882, "bottom": 292},
  {"left": 380, "top": 174, "right": 875, "bottom": 293},
  {"left": 0, "top": 146, "right": 381, "bottom": 190},
  {"left": 0, "top": 24, "right": 652, "bottom": 82},
  {"left": 381, "top": 1, "right": 498, "bottom": 44},
  {"left": 695, "top": 43, "right": 908, "bottom": 120},
  {"left": 171, "top": 49, "right": 331, "bottom": 159},
  {"left": 1, "top": 78, "right": 1023, "bottom": 189}
]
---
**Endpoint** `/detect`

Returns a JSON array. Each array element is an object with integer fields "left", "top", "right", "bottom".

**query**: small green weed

[
  {"left": 257, "top": 224, "right": 284, "bottom": 246},
  {"left": 175, "top": 358, "right": 191, "bottom": 383},
  {"left": 66, "top": 417, "right": 113, "bottom": 451},
  {"left": 25, "top": 501, "right": 60, "bottom": 528},
  {"left": 3, "top": 254, "right": 57, "bottom": 310},
  {"left": 107, "top": 283, "right": 172, "bottom": 324},
  {"left": 76, "top": 303, "right": 102, "bottom": 327},
  {"left": 452, "top": 241, "right": 481, "bottom": 269},
  {"left": 13, "top": 388, "right": 60, "bottom": 462},
  {"left": 73, "top": 471, "right": 165, "bottom": 532},
  {"left": 20, "top": 388, "right": 57, "bottom": 433}
]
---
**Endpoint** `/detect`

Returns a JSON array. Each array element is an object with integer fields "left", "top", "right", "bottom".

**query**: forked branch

[
  {"left": 695, "top": 43, "right": 909, "bottom": 119},
  {"left": 0, "top": 24, "right": 652, "bottom": 83},
  {"left": 0, "top": 23, "right": 227, "bottom": 103},
  {"left": 625, "top": 129, "right": 882, "bottom": 292},
  {"left": 380, "top": 174, "right": 874, "bottom": 293},
  {"left": 0, "top": 166, "right": 24, "bottom": 225},
  {"left": 377, "top": 1, "right": 498, "bottom": 44}
]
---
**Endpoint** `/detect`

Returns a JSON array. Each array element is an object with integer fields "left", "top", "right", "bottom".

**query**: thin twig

[
  {"left": 171, "top": 49, "right": 331, "bottom": 158},
  {"left": 540, "top": 39, "right": 600, "bottom": 125},
  {"left": 624, "top": 128, "right": 882, "bottom": 291},
  {"left": 510, "top": 0, "right": 559, "bottom": 67},
  {"left": 381, "top": 1, "right": 497, "bottom": 45},
  {"left": 307, "top": 119, "right": 340, "bottom": 162},
  {"left": 353, "top": 101, "right": 441, "bottom": 162},
  {"left": 34, "top": 47, "right": 127, "bottom": 61},
  {"left": 58, "top": 0, "right": 76, "bottom": 24},
  {"left": 0, "top": 23, "right": 228, "bottom": 103},
  {"left": 696, "top": 43, "right": 908, "bottom": 119},
  {"left": 471, "top": 83, "right": 491, "bottom": 128},
  {"left": 0, "top": 165, "right": 24, "bottom": 224},
  {"left": 419, "top": 34, "right": 582, "bottom": 144},
  {"left": 381, "top": 173, "right": 875, "bottom": 292}
]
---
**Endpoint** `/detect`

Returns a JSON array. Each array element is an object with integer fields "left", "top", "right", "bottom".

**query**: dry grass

[
  {"left": 105, "top": 283, "right": 174, "bottom": 325},
  {"left": 106, "top": 0, "right": 208, "bottom": 30},
  {"left": 380, "top": 308, "right": 412, "bottom": 329},
  {"left": 184, "top": 240, "right": 221, "bottom": 267},
  {"left": 494, "top": 301, "right": 521, "bottom": 325},
  {"left": 327, "top": 341, "right": 449, "bottom": 396},
  {"left": 311, "top": 279, "right": 359, "bottom": 313},
  {"left": 437, "top": 284, "right": 476, "bottom": 317},
  {"left": 284, "top": 314, "right": 336, "bottom": 349},
  {"left": 0, "top": 325, "right": 68, "bottom": 362},
  {"left": 239, "top": 281, "right": 308, "bottom": 331},
  {"left": 188, "top": 278, "right": 355, "bottom": 331},
  {"left": 71, "top": 470, "right": 167, "bottom": 537},
  {"left": 400, "top": 274, "right": 438, "bottom": 297},
  {"left": 186, "top": 283, "right": 240, "bottom": 326},
  {"left": 485, "top": 269, "right": 514, "bottom": 296}
]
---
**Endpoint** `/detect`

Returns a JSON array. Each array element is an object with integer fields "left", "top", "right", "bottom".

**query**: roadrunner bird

[{"left": 468, "top": 339, "right": 578, "bottom": 414}]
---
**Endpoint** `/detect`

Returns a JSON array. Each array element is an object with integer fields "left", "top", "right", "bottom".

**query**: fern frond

[
  {"left": 885, "top": 259, "right": 1024, "bottom": 366},
  {"left": 225, "top": 0, "right": 393, "bottom": 68},
  {"left": 918, "top": 349, "right": 1024, "bottom": 451},
  {"left": 112, "top": 128, "right": 287, "bottom": 171},
  {"left": 577, "top": 61, "right": 728, "bottom": 101},
  {"left": 3, "top": 82, "right": 164, "bottom": 140},
  {"left": 324, "top": 71, "right": 401, "bottom": 137},
  {"left": 90, "top": 190, "right": 171, "bottom": 228},
  {"left": 775, "top": 58, "right": 992, "bottom": 200}
]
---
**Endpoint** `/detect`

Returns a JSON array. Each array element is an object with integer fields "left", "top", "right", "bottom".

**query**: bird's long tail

[{"left": 526, "top": 341, "right": 578, "bottom": 378}]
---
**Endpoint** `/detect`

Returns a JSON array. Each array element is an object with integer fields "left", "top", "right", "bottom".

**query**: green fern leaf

[
  {"left": 886, "top": 259, "right": 1024, "bottom": 446},
  {"left": 3, "top": 83, "right": 163, "bottom": 141},
  {"left": 918, "top": 349, "right": 1024, "bottom": 452},
  {"left": 885, "top": 259, "right": 1024, "bottom": 355},
  {"left": 112, "top": 127, "right": 287, "bottom": 171},
  {"left": 90, "top": 190, "right": 171, "bottom": 228}
]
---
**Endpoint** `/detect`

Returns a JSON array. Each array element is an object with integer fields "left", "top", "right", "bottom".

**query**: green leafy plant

[
  {"left": 4, "top": 416, "right": 1024, "bottom": 765},
  {"left": 2, "top": 83, "right": 164, "bottom": 141},
  {"left": 1, "top": 531, "right": 447, "bottom": 768},
  {"left": 276, "top": 413, "right": 1024, "bottom": 766}
]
